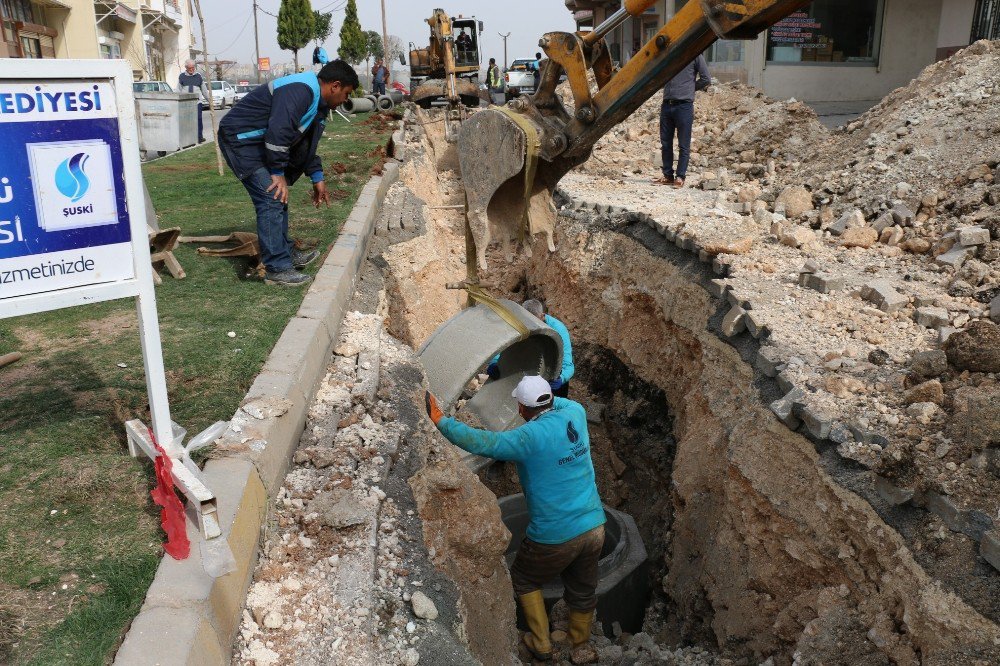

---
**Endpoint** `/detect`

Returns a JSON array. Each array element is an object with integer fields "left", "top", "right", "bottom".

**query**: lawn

[{"left": 0, "top": 111, "right": 393, "bottom": 664}]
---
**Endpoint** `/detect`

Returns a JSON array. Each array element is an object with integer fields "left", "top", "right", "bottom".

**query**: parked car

[
  {"left": 133, "top": 81, "right": 174, "bottom": 93},
  {"left": 210, "top": 80, "right": 236, "bottom": 109},
  {"left": 234, "top": 84, "right": 259, "bottom": 102},
  {"left": 504, "top": 58, "right": 538, "bottom": 99}
]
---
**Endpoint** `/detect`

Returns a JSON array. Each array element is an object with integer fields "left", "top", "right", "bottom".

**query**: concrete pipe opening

[{"left": 498, "top": 493, "right": 650, "bottom": 637}]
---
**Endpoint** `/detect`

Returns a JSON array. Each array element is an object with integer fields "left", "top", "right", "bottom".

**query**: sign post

[{"left": 0, "top": 60, "right": 219, "bottom": 541}]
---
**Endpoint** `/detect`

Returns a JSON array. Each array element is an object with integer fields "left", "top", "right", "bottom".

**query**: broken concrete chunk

[
  {"left": 935, "top": 245, "right": 974, "bottom": 270},
  {"left": 309, "top": 489, "right": 368, "bottom": 529},
  {"left": 958, "top": 226, "right": 990, "bottom": 246},
  {"left": 872, "top": 212, "right": 896, "bottom": 234},
  {"left": 829, "top": 209, "right": 864, "bottom": 236},
  {"left": 910, "top": 350, "right": 948, "bottom": 377},
  {"left": 721, "top": 305, "right": 747, "bottom": 337},
  {"left": 351, "top": 350, "right": 380, "bottom": 406},
  {"left": 241, "top": 396, "right": 294, "bottom": 420},
  {"left": 914, "top": 306, "right": 950, "bottom": 329},
  {"left": 891, "top": 203, "right": 915, "bottom": 227},
  {"left": 799, "top": 406, "right": 833, "bottom": 440},
  {"left": 799, "top": 272, "right": 845, "bottom": 293},
  {"left": 755, "top": 346, "right": 783, "bottom": 378},
  {"left": 861, "top": 280, "right": 908, "bottom": 313},
  {"left": 770, "top": 388, "right": 806, "bottom": 430}
]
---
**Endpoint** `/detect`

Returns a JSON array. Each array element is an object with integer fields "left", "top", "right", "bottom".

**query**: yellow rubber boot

[
  {"left": 518, "top": 591, "right": 553, "bottom": 661},
  {"left": 567, "top": 610, "right": 597, "bottom": 664}
]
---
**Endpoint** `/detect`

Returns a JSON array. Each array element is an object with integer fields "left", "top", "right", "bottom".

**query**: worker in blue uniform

[
  {"left": 218, "top": 60, "right": 357, "bottom": 286},
  {"left": 488, "top": 298, "right": 575, "bottom": 397},
  {"left": 425, "top": 376, "right": 604, "bottom": 663}
]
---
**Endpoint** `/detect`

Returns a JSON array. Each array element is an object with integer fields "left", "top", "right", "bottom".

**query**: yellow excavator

[
  {"left": 409, "top": 9, "right": 486, "bottom": 110},
  {"left": 456, "top": 0, "right": 811, "bottom": 272}
]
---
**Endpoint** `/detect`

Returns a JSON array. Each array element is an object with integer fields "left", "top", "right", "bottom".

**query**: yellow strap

[
  {"left": 496, "top": 105, "right": 541, "bottom": 243},
  {"left": 465, "top": 283, "right": 530, "bottom": 340}
]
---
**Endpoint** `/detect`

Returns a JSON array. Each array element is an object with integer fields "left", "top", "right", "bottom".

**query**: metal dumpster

[{"left": 135, "top": 91, "right": 199, "bottom": 155}]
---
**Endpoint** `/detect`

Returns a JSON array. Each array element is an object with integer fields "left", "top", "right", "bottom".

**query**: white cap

[{"left": 511, "top": 375, "right": 553, "bottom": 408}]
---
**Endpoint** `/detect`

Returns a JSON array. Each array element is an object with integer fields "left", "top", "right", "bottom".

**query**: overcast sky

[{"left": 199, "top": 0, "right": 577, "bottom": 70}]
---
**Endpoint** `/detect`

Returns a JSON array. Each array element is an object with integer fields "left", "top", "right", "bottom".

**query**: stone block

[
  {"left": 958, "top": 226, "right": 990, "bottom": 246},
  {"left": 914, "top": 306, "right": 950, "bottom": 329},
  {"left": 800, "top": 406, "right": 833, "bottom": 439},
  {"left": 935, "top": 245, "right": 974, "bottom": 270},
  {"left": 924, "top": 492, "right": 968, "bottom": 535},
  {"left": 698, "top": 249, "right": 711, "bottom": 263},
  {"left": 726, "top": 290, "right": 752, "bottom": 311},
  {"left": 776, "top": 370, "right": 795, "bottom": 394},
  {"left": 755, "top": 346, "right": 783, "bottom": 377},
  {"left": 707, "top": 279, "right": 731, "bottom": 298},
  {"left": 799, "top": 272, "right": 845, "bottom": 293},
  {"left": 872, "top": 212, "right": 896, "bottom": 233},
  {"left": 712, "top": 256, "right": 730, "bottom": 276},
  {"left": 861, "top": 280, "right": 908, "bottom": 313},
  {"left": 882, "top": 226, "right": 904, "bottom": 246},
  {"left": 799, "top": 259, "right": 821, "bottom": 274},
  {"left": 874, "top": 475, "right": 915, "bottom": 506},
  {"left": 982, "top": 530, "right": 1000, "bottom": 572},
  {"left": 829, "top": 422, "right": 855, "bottom": 445},
  {"left": 891, "top": 203, "right": 915, "bottom": 226},
  {"left": 745, "top": 310, "right": 769, "bottom": 339},
  {"left": 829, "top": 209, "right": 864, "bottom": 236},
  {"left": 770, "top": 388, "right": 806, "bottom": 429},
  {"left": 722, "top": 305, "right": 747, "bottom": 337}
]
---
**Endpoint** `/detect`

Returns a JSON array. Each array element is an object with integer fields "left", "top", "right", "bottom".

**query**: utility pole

[
  {"left": 252, "top": 0, "right": 261, "bottom": 83},
  {"left": 498, "top": 32, "right": 510, "bottom": 68},
  {"left": 380, "top": 0, "right": 389, "bottom": 61}
]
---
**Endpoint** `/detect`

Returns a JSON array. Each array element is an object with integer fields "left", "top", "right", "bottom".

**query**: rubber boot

[
  {"left": 567, "top": 610, "right": 597, "bottom": 664},
  {"left": 518, "top": 591, "right": 553, "bottom": 661}
]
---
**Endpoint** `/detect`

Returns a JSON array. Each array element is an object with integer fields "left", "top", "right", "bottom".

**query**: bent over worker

[
  {"left": 218, "top": 60, "right": 357, "bottom": 286},
  {"left": 426, "top": 376, "right": 604, "bottom": 663}
]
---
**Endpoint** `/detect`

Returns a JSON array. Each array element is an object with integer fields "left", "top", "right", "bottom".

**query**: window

[
  {"left": 1, "top": 0, "right": 33, "bottom": 23},
  {"left": 19, "top": 34, "right": 40, "bottom": 58},
  {"left": 706, "top": 39, "right": 743, "bottom": 64},
  {"left": 972, "top": 0, "right": 1000, "bottom": 41},
  {"left": 767, "top": 0, "right": 885, "bottom": 64}
]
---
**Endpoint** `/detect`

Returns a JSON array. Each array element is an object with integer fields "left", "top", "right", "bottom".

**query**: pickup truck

[{"left": 504, "top": 58, "right": 538, "bottom": 99}]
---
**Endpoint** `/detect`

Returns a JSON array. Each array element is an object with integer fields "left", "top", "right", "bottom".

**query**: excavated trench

[{"left": 377, "top": 113, "right": 1000, "bottom": 665}]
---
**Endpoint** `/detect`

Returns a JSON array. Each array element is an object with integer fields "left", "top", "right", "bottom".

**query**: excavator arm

[{"left": 457, "top": 0, "right": 810, "bottom": 270}]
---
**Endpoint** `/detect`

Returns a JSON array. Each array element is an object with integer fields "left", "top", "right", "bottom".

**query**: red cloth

[{"left": 149, "top": 428, "right": 191, "bottom": 560}]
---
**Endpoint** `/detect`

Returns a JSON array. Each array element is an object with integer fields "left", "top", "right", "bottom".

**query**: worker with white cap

[{"left": 425, "top": 376, "right": 604, "bottom": 663}]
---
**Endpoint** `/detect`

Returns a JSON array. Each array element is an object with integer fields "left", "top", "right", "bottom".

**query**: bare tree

[
  {"left": 383, "top": 34, "right": 404, "bottom": 68},
  {"left": 191, "top": 0, "right": 224, "bottom": 175}
]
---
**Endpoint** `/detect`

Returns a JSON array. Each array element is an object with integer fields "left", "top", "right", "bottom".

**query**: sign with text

[
  {"left": 257, "top": 57, "right": 271, "bottom": 72},
  {"left": 0, "top": 81, "right": 134, "bottom": 300}
]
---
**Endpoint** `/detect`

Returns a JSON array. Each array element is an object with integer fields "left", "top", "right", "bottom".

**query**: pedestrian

[
  {"left": 654, "top": 52, "right": 711, "bottom": 188},
  {"left": 217, "top": 60, "right": 358, "bottom": 286},
  {"left": 178, "top": 59, "right": 210, "bottom": 143},
  {"left": 425, "top": 376, "right": 604, "bottom": 664},
  {"left": 486, "top": 57, "right": 504, "bottom": 105},
  {"left": 532, "top": 51, "right": 543, "bottom": 91},
  {"left": 371, "top": 58, "right": 389, "bottom": 96}
]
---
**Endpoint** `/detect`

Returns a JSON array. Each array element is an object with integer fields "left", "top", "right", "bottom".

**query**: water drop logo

[{"left": 54, "top": 152, "right": 90, "bottom": 202}]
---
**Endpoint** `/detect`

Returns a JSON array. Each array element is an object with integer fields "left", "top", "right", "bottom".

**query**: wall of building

[
  {"left": 760, "top": 0, "right": 943, "bottom": 102},
  {"left": 937, "top": 0, "right": 976, "bottom": 58}
]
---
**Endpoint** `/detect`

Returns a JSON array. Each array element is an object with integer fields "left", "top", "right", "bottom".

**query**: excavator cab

[{"left": 409, "top": 9, "right": 487, "bottom": 110}]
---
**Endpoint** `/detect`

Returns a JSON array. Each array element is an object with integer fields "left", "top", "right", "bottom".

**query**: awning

[
  {"left": 94, "top": 1, "right": 138, "bottom": 24},
  {"left": 34, "top": 0, "right": 72, "bottom": 8},
  {"left": 142, "top": 7, "right": 181, "bottom": 32}
]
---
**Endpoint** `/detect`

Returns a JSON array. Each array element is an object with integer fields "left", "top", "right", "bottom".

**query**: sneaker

[
  {"left": 291, "top": 248, "right": 320, "bottom": 269},
  {"left": 263, "top": 269, "right": 313, "bottom": 287}
]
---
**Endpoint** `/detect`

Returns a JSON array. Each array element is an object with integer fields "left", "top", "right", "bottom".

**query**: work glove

[
  {"left": 549, "top": 377, "right": 564, "bottom": 392},
  {"left": 424, "top": 391, "right": 443, "bottom": 426},
  {"left": 486, "top": 362, "right": 500, "bottom": 380}
]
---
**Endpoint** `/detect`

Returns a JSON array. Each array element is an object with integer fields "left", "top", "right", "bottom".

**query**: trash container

[{"left": 135, "top": 92, "right": 199, "bottom": 155}]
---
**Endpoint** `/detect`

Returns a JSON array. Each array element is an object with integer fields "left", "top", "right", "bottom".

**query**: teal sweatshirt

[{"left": 437, "top": 397, "right": 604, "bottom": 544}]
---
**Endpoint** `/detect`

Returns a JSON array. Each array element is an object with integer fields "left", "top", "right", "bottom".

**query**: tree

[
  {"left": 277, "top": 0, "right": 315, "bottom": 71},
  {"left": 337, "top": 0, "right": 366, "bottom": 65},
  {"left": 383, "top": 34, "right": 404, "bottom": 67},
  {"left": 313, "top": 10, "right": 333, "bottom": 47},
  {"left": 364, "top": 30, "right": 383, "bottom": 69}
]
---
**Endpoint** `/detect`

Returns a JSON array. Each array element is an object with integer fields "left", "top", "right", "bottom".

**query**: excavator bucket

[
  {"left": 411, "top": 78, "right": 484, "bottom": 109},
  {"left": 457, "top": 107, "right": 559, "bottom": 270}
]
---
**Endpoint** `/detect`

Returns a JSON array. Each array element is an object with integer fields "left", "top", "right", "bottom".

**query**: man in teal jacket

[{"left": 426, "top": 376, "right": 604, "bottom": 663}]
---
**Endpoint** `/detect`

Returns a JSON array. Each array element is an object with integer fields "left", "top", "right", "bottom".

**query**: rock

[
  {"left": 308, "top": 489, "right": 368, "bottom": 529},
  {"left": 904, "top": 379, "right": 944, "bottom": 405},
  {"left": 910, "top": 350, "right": 947, "bottom": 377},
  {"left": 609, "top": 451, "right": 627, "bottom": 477},
  {"left": 411, "top": 591, "right": 439, "bottom": 620},
  {"left": 945, "top": 320, "right": 1000, "bottom": 372},
  {"left": 262, "top": 611, "right": 284, "bottom": 630},
  {"left": 914, "top": 306, "right": 950, "bottom": 329},
  {"left": 872, "top": 212, "right": 896, "bottom": 233},
  {"left": 957, "top": 259, "right": 990, "bottom": 286},
  {"left": 959, "top": 226, "right": 990, "bottom": 246},
  {"left": 991, "top": 294, "right": 1000, "bottom": 323},
  {"left": 402, "top": 648, "right": 420, "bottom": 666},
  {"left": 829, "top": 209, "right": 865, "bottom": 236},
  {"left": 906, "top": 402, "right": 939, "bottom": 423},
  {"left": 935, "top": 245, "right": 975, "bottom": 269},
  {"left": 776, "top": 185, "right": 814, "bottom": 218},
  {"left": 781, "top": 226, "right": 816, "bottom": 249},
  {"left": 551, "top": 629, "right": 568, "bottom": 643},
  {"left": 861, "top": 280, "right": 908, "bottom": 313},
  {"left": 702, "top": 236, "right": 753, "bottom": 255},
  {"left": 839, "top": 226, "right": 878, "bottom": 248},
  {"left": 881, "top": 226, "right": 904, "bottom": 246},
  {"left": 900, "top": 238, "right": 931, "bottom": 254},
  {"left": 920, "top": 192, "right": 939, "bottom": 210},
  {"left": 722, "top": 305, "right": 747, "bottom": 337},
  {"left": 799, "top": 272, "right": 845, "bottom": 293},
  {"left": 891, "top": 203, "right": 915, "bottom": 226},
  {"left": 868, "top": 349, "right": 891, "bottom": 366}
]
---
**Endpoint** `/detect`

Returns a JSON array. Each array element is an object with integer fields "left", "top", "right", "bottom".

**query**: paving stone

[
  {"left": 925, "top": 492, "right": 968, "bottom": 535},
  {"left": 799, "top": 272, "right": 846, "bottom": 293},
  {"left": 958, "top": 226, "right": 990, "bottom": 246},
  {"left": 721, "top": 305, "right": 747, "bottom": 337},
  {"left": 776, "top": 370, "right": 795, "bottom": 394},
  {"left": 861, "top": 280, "right": 908, "bottom": 313},
  {"left": 712, "top": 256, "right": 730, "bottom": 276},
  {"left": 914, "top": 306, "right": 950, "bottom": 329},
  {"left": 799, "top": 259, "right": 821, "bottom": 274},
  {"left": 770, "top": 388, "right": 806, "bottom": 429},
  {"left": 754, "top": 346, "right": 783, "bottom": 377},
  {"left": 726, "top": 290, "right": 752, "bottom": 310}
]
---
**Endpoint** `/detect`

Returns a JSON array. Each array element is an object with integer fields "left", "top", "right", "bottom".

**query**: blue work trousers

[
  {"left": 659, "top": 99, "right": 694, "bottom": 179},
  {"left": 240, "top": 167, "right": 293, "bottom": 273},
  {"left": 372, "top": 81, "right": 386, "bottom": 95}
]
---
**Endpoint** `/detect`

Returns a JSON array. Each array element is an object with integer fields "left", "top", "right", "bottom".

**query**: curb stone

[{"left": 114, "top": 162, "right": 401, "bottom": 665}]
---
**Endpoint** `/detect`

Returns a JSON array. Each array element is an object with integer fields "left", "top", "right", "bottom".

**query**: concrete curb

[{"left": 115, "top": 160, "right": 401, "bottom": 666}]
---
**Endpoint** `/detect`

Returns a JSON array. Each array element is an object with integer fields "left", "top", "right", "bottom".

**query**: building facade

[
  {"left": 566, "top": 0, "right": 1000, "bottom": 102},
  {"left": 0, "top": 0, "right": 198, "bottom": 84}
]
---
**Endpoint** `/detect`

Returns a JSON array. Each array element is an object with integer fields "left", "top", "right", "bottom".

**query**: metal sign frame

[{"left": 0, "top": 59, "right": 218, "bottom": 539}]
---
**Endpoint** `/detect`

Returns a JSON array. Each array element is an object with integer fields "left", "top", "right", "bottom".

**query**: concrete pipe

[
  {"left": 376, "top": 95, "right": 394, "bottom": 112},
  {"left": 342, "top": 97, "right": 374, "bottom": 114},
  {"left": 417, "top": 300, "right": 563, "bottom": 469},
  {"left": 498, "top": 493, "right": 650, "bottom": 636}
]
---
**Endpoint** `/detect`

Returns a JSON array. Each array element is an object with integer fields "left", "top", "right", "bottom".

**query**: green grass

[{"left": 0, "top": 112, "right": 392, "bottom": 664}]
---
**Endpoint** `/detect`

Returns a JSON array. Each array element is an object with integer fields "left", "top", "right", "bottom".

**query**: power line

[{"left": 214, "top": 13, "right": 253, "bottom": 54}]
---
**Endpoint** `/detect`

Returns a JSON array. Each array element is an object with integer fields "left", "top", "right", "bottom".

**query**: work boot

[
  {"left": 263, "top": 269, "right": 313, "bottom": 287},
  {"left": 291, "top": 248, "right": 320, "bottom": 269},
  {"left": 567, "top": 610, "right": 597, "bottom": 664},
  {"left": 518, "top": 591, "right": 553, "bottom": 661}
]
